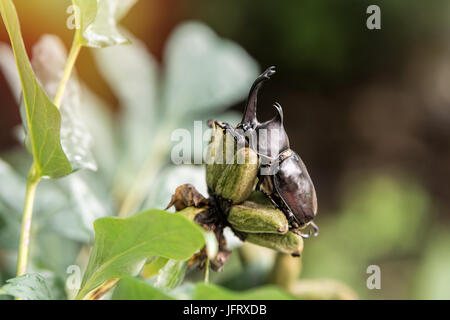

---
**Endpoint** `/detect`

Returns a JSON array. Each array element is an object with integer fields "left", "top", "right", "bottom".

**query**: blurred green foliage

[
  {"left": 1, "top": 0, "right": 450, "bottom": 300},
  {"left": 190, "top": 0, "right": 450, "bottom": 84},
  {"left": 300, "top": 173, "right": 444, "bottom": 299}
]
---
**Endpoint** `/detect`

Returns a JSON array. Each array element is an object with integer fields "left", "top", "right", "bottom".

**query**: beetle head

[
  {"left": 239, "top": 67, "right": 290, "bottom": 157},
  {"left": 254, "top": 103, "right": 290, "bottom": 159}
]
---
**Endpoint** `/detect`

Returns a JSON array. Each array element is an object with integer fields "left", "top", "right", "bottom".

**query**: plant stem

[
  {"left": 204, "top": 258, "right": 210, "bottom": 283},
  {"left": 268, "top": 253, "right": 302, "bottom": 292},
  {"left": 16, "top": 39, "right": 82, "bottom": 277},
  {"left": 16, "top": 165, "right": 40, "bottom": 277},
  {"left": 81, "top": 278, "right": 120, "bottom": 300},
  {"left": 53, "top": 39, "right": 81, "bottom": 109}
]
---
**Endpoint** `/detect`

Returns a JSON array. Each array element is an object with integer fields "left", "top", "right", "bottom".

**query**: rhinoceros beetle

[{"left": 213, "top": 66, "right": 319, "bottom": 238}]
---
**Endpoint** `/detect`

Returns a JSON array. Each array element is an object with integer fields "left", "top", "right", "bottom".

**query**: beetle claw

[
  {"left": 310, "top": 221, "right": 319, "bottom": 237},
  {"left": 294, "top": 222, "right": 319, "bottom": 239},
  {"left": 300, "top": 232, "right": 311, "bottom": 239}
]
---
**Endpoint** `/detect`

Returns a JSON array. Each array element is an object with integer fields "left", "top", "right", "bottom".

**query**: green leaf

[
  {"left": 154, "top": 260, "right": 189, "bottom": 290},
  {"left": 75, "top": 209, "right": 205, "bottom": 299},
  {"left": 112, "top": 276, "right": 174, "bottom": 300},
  {"left": 194, "top": 283, "right": 294, "bottom": 300},
  {"left": 162, "top": 21, "right": 259, "bottom": 118},
  {"left": 31, "top": 35, "right": 97, "bottom": 172},
  {"left": 73, "top": 0, "right": 137, "bottom": 48},
  {"left": 176, "top": 207, "right": 218, "bottom": 260},
  {"left": 0, "top": 274, "right": 52, "bottom": 300},
  {"left": 148, "top": 209, "right": 219, "bottom": 291},
  {"left": 142, "top": 257, "right": 169, "bottom": 278},
  {"left": 0, "top": 0, "right": 72, "bottom": 178}
]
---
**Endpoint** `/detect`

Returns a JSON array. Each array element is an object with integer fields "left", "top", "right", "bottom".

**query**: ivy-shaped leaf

[
  {"left": 75, "top": 209, "right": 205, "bottom": 299},
  {"left": 0, "top": 0, "right": 71, "bottom": 179},
  {"left": 73, "top": 0, "right": 137, "bottom": 48},
  {"left": 0, "top": 274, "right": 52, "bottom": 300},
  {"left": 141, "top": 257, "right": 169, "bottom": 278},
  {"left": 153, "top": 260, "right": 189, "bottom": 290},
  {"left": 31, "top": 35, "right": 97, "bottom": 172}
]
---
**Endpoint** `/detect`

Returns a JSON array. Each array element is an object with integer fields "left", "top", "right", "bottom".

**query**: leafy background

[{"left": 0, "top": 0, "right": 450, "bottom": 299}]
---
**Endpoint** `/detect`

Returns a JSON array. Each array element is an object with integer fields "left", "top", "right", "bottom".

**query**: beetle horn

[
  {"left": 257, "top": 102, "right": 290, "bottom": 152},
  {"left": 241, "top": 66, "right": 276, "bottom": 129},
  {"left": 272, "top": 102, "right": 284, "bottom": 125},
  {"left": 262, "top": 102, "right": 284, "bottom": 130}
]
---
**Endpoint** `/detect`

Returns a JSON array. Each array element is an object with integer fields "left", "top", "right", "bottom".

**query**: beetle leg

[
  {"left": 257, "top": 154, "right": 279, "bottom": 175},
  {"left": 213, "top": 121, "right": 246, "bottom": 146},
  {"left": 258, "top": 176, "right": 308, "bottom": 233},
  {"left": 255, "top": 175, "right": 263, "bottom": 191},
  {"left": 286, "top": 214, "right": 300, "bottom": 229},
  {"left": 294, "top": 222, "right": 319, "bottom": 239},
  {"left": 294, "top": 229, "right": 312, "bottom": 239},
  {"left": 260, "top": 189, "right": 281, "bottom": 210},
  {"left": 255, "top": 153, "right": 278, "bottom": 163},
  {"left": 260, "top": 188, "right": 300, "bottom": 228}
]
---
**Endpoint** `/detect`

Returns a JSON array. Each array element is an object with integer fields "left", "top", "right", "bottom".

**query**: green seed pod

[
  {"left": 215, "top": 147, "right": 258, "bottom": 204},
  {"left": 247, "top": 191, "right": 274, "bottom": 206},
  {"left": 246, "top": 231, "right": 304, "bottom": 256},
  {"left": 205, "top": 127, "right": 229, "bottom": 191},
  {"left": 228, "top": 201, "right": 288, "bottom": 234}
]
